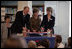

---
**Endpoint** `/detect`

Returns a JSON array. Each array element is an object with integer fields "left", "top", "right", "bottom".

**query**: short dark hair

[
  {"left": 46, "top": 7, "right": 53, "bottom": 13},
  {"left": 38, "top": 39, "right": 50, "bottom": 48},
  {"left": 4, "top": 15, "right": 10, "bottom": 21},
  {"left": 33, "top": 8, "right": 39, "bottom": 14},
  {"left": 24, "top": 6, "right": 29, "bottom": 10},
  {"left": 55, "top": 35, "right": 62, "bottom": 43}
]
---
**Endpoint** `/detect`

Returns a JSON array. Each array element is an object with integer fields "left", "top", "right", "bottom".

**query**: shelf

[
  {"left": 1, "top": 21, "right": 14, "bottom": 23},
  {"left": 6, "top": 14, "right": 15, "bottom": 15},
  {"left": 1, "top": 6, "right": 17, "bottom": 8},
  {"left": 1, "top": 6, "right": 17, "bottom": 23}
]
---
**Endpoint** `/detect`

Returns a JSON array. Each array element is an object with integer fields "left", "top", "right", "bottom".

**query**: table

[
  {"left": 24, "top": 36, "right": 55, "bottom": 48},
  {"left": 12, "top": 32, "right": 56, "bottom": 48}
]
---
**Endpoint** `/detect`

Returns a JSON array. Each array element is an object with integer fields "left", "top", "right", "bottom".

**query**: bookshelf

[
  {"left": 1, "top": 6, "right": 17, "bottom": 23},
  {"left": 32, "top": 5, "right": 44, "bottom": 15}
]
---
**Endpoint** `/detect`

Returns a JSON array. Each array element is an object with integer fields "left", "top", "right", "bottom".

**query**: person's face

[
  {"left": 34, "top": 11, "right": 39, "bottom": 18},
  {"left": 24, "top": 8, "right": 29, "bottom": 15},
  {"left": 47, "top": 10, "right": 51, "bottom": 15},
  {"left": 6, "top": 18, "right": 10, "bottom": 23}
]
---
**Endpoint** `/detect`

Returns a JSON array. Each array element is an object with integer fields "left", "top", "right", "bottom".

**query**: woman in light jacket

[{"left": 1, "top": 15, "right": 11, "bottom": 43}]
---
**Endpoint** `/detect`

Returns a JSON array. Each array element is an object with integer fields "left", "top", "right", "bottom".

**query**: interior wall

[
  {"left": 44, "top": 1, "right": 70, "bottom": 42},
  {"left": 18, "top": 1, "right": 32, "bottom": 17}
]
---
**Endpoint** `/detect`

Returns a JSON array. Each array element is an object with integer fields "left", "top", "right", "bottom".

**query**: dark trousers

[{"left": 8, "top": 28, "right": 11, "bottom": 38}]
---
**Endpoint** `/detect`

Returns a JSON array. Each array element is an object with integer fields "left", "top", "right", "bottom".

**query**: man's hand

[
  {"left": 22, "top": 27, "right": 27, "bottom": 33},
  {"left": 23, "top": 27, "right": 26, "bottom": 30}
]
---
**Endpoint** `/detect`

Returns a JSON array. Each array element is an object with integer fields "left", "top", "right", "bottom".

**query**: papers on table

[{"left": 17, "top": 33, "right": 23, "bottom": 36}]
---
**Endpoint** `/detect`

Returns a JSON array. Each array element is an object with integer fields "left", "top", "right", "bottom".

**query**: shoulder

[
  {"left": 26, "top": 14, "right": 30, "bottom": 18},
  {"left": 43, "top": 15, "right": 47, "bottom": 17},
  {"left": 51, "top": 15, "right": 55, "bottom": 19},
  {"left": 27, "top": 14, "right": 30, "bottom": 16},
  {"left": 1, "top": 23, "right": 6, "bottom": 26},
  {"left": 43, "top": 15, "right": 47, "bottom": 19},
  {"left": 1, "top": 23, "right": 6, "bottom": 28},
  {"left": 17, "top": 11, "right": 22, "bottom": 13},
  {"left": 30, "top": 17, "right": 33, "bottom": 20},
  {"left": 39, "top": 18, "right": 41, "bottom": 21},
  {"left": 30, "top": 17, "right": 34, "bottom": 22}
]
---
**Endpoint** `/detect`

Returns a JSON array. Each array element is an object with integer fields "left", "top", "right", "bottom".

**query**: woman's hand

[
  {"left": 41, "top": 27, "right": 44, "bottom": 32},
  {"left": 23, "top": 27, "right": 27, "bottom": 30},
  {"left": 33, "top": 30, "right": 36, "bottom": 33},
  {"left": 41, "top": 27, "right": 44, "bottom": 30},
  {"left": 48, "top": 29, "right": 52, "bottom": 31},
  {"left": 47, "top": 29, "right": 52, "bottom": 33},
  {"left": 27, "top": 30, "right": 30, "bottom": 32}
]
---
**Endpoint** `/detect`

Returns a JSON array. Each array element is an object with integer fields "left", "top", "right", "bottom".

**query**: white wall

[
  {"left": 32, "top": 1, "right": 44, "bottom": 6},
  {"left": 18, "top": 1, "right": 32, "bottom": 17},
  {"left": 44, "top": 1, "right": 57, "bottom": 16},
  {"left": 44, "top": 1, "right": 70, "bottom": 42},
  {"left": 69, "top": 1, "right": 71, "bottom": 37},
  {"left": 28, "top": 1, "right": 32, "bottom": 17}
]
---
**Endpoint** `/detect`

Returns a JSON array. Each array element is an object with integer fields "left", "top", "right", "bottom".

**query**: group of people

[
  {"left": 1, "top": 6, "right": 71, "bottom": 48},
  {"left": 11, "top": 6, "right": 55, "bottom": 34},
  {"left": 28, "top": 35, "right": 71, "bottom": 48},
  {"left": 1, "top": 35, "right": 71, "bottom": 48},
  {"left": 1, "top": 6, "right": 55, "bottom": 46}
]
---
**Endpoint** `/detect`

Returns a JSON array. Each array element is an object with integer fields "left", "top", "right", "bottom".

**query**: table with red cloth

[{"left": 24, "top": 32, "right": 56, "bottom": 48}]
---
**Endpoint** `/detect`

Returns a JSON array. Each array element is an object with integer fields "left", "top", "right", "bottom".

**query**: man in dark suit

[{"left": 11, "top": 6, "right": 30, "bottom": 33}]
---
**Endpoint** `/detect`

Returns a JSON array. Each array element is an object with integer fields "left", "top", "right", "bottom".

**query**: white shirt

[{"left": 48, "top": 18, "right": 53, "bottom": 22}]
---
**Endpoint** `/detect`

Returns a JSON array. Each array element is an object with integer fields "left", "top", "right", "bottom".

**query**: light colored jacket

[
  {"left": 1, "top": 23, "right": 8, "bottom": 42},
  {"left": 1, "top": 23, "right": 11, "bottom": 42}
]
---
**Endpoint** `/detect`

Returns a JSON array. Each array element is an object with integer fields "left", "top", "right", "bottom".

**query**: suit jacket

[
  {"left": 41, "top": 15, "right": 55, "bottom": 32},
  {"left": 11, "top": 11, "right": 30, "bottom": 33}
]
